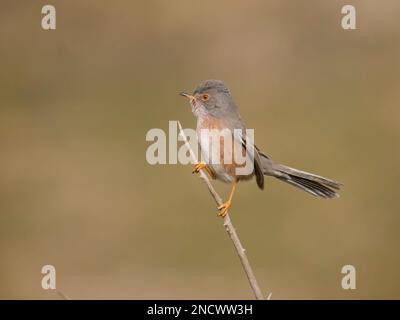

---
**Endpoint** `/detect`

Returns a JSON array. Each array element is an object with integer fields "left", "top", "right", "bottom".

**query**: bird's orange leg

[
  {"left": 192, "top": 162, "right": 216, "bottom": 179},
  {"left": 218, "top": 180, "right": 238, "bottom": 218}
]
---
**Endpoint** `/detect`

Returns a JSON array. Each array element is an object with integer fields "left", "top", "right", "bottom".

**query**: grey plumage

[
  {"left": 259, "top": 153, "right": 341, "bottom": 198},
  {"left": 183, "top": 79, "right": 342, "bottom": 199}
]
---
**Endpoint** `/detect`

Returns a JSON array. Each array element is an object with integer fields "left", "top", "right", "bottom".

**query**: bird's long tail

[{"left": 261, "top": 157, "right": 341, "bottom": 198}]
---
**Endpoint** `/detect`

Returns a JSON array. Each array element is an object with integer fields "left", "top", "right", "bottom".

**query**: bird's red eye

[{"left": 202, "top": 94, "right": 209, "bottom": 101}]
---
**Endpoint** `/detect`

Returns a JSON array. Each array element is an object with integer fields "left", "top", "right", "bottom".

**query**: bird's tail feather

[{"left": 265, "top": 161, "right": 341, "bottom": 199}]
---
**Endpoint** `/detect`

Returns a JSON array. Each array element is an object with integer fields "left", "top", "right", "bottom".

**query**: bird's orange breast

[{"left": 197, "top": 115, "right": 249, "bottom": 181}]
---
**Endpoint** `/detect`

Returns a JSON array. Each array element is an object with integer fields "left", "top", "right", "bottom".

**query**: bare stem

[
  {"left": 56, "top": 289, "right": 70, "bottom": 300},
  {"left": 178, "top": 121, "right": 265, "bottom": 300}
]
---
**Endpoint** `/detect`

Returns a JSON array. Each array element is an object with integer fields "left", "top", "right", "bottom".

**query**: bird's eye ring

[{"left": 202, "top": 93, "right": 210, "bottom": 101}]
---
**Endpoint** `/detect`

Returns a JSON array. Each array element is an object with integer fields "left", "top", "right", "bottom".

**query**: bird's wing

[{"left": 234, "top": 130, "right": 265, "bottom": 190}]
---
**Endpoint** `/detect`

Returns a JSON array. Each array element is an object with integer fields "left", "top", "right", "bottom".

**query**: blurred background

[{"left": 0, "top": 0, "right": 399, "bottom": 299}]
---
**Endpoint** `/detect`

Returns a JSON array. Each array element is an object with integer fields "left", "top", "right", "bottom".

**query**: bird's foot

[
  {"left": 192, "top": 162, "right": 215, "bottom": 179},
  {"left": 217, "top": 201, "right": 231, "bottom": 218}
]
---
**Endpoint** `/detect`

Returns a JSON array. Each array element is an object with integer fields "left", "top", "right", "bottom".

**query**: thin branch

[
  {"left": 56, "top": 289, "right": 70, "bottom": 300},
  {"left": 178, "top": 121, "right": 265, "bottom": 300}
]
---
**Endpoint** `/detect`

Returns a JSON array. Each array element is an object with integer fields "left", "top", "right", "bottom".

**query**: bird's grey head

[{"left": 180, "top": 80, "right": 238, "bottom": 118}]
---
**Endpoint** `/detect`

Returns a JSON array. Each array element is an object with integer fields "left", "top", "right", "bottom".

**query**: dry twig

[{"left": 178, "top": 121, "right": 265, "bottom": 300}]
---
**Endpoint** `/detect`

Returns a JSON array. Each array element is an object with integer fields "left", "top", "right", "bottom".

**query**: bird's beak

[{"left": 179, "top": 92, "right": 194, "bottom": 99}]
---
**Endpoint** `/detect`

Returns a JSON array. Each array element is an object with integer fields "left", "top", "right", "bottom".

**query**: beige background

[{"left": 0, "top": 0, "right": 399, "bottom": 299}]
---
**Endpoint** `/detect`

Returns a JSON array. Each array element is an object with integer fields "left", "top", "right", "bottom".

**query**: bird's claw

[
  {"left": 192, "top": 163, "right": 216, "bottom": 179},
  {"left": 218, "top": 201, "right": 231, "bottom": 218},
  {"left": 192, "top": 162, "right": 207, "bottom": 174}
]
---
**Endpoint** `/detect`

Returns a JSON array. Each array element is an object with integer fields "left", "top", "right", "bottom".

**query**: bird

[{"left": 180, "top": 80, "right": 341, "bottom": 217}]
